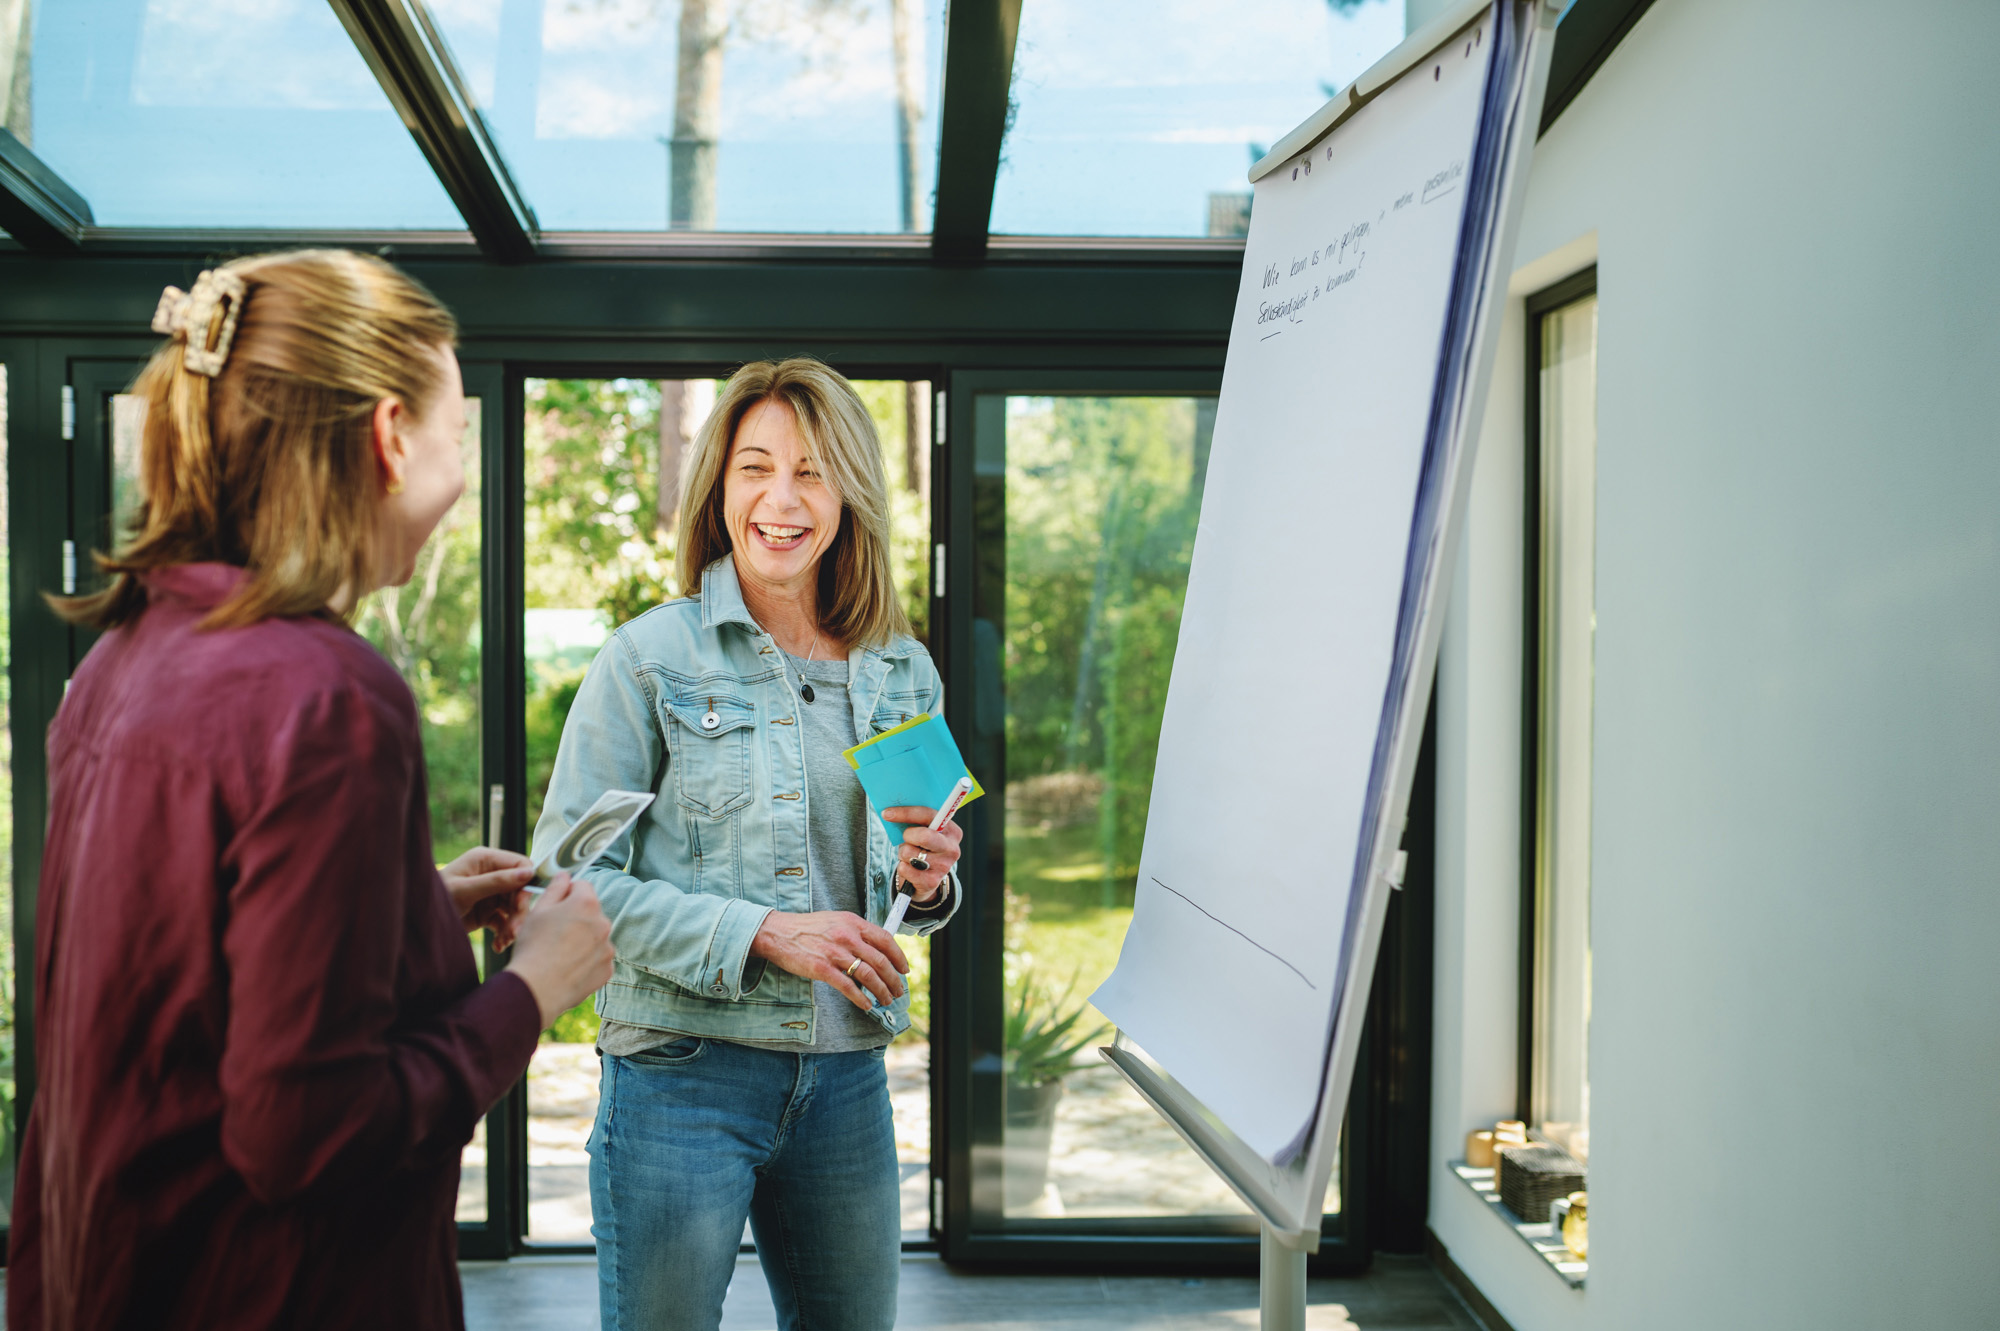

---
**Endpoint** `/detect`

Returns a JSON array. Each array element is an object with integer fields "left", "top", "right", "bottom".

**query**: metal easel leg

[{"left": 1260, "top": 1223, "right": 1308, "bottom": 1331}]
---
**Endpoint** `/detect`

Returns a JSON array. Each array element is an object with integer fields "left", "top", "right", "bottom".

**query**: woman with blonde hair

[
  {"left": 7, "top": 251, "right": 615, "bottom": 1331},
  {"left": 535, "top": 357, "right": 964, "bottom": 1331}
]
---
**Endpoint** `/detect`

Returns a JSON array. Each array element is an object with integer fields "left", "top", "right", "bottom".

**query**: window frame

[
  {"left": 1516, "top": 265, "right": 1598, "bottom": 1134},
  {"left": 937, "top": 368, "right": 1406, "bottom": 1271}
]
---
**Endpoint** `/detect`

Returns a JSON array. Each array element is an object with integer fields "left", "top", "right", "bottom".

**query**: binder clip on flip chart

[{"left": 524, "top": 789, "right": 656, "bottom": 895}]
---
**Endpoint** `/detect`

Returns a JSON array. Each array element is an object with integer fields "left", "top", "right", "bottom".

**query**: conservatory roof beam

[
  {"left": 1542, "top": 0, "right": 1659, "bottom": 135},
  {"left": 329, "top": 0, "right": 540, "bottom": 264},
  {"left": 930, "top": 0, "right": 1022, "bottom": 264},
  {"left": 0, "top": 129, "right": 92, "bottom": 255}
]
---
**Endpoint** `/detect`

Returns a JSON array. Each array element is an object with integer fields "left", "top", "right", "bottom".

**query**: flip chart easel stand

[
  {"left": 1101, "top": 1039, "right": 1327, "bottom": 1328},
  {"left": 1261, "top": 1225, "right": 1310, "bottom": 1331}
]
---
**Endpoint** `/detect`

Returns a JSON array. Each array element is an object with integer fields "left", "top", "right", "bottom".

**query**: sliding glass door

[
  {"left": 504, "top": 370, "right": 938, "bottom": 1249},
  {"left": 936, "top": 370, "right": 1360, "bottom": 1264}
]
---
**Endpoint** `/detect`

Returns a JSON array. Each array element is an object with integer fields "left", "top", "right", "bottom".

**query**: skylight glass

[
  {"left": 989, "top": 0, "right": 1408, "bottom": 238},
  {"left": 427, "top": 0, "right": 947, "bottom": 233},
  {"left": 22, "top": 0, "right": 462, "bottom": 229}
]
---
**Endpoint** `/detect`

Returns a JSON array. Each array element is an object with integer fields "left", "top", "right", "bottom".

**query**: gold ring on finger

[{"left": 845, "top": 957, "right": 864, "bottom": 978}]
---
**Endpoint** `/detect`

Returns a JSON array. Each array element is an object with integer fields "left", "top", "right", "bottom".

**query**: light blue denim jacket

[{"left": 532, "top": 557, "right": 960, "bottom": 1044}]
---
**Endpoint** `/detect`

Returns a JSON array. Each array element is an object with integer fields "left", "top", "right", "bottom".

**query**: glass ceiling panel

[
  {"left": 990, "top": 0, "right": 1409, "bottom": 239},
  {"left": 427, "top": 0, "right": 946, "bottom": 233},
  {"left": 18, "top": 0, "right": 462, "bottom": 229}
]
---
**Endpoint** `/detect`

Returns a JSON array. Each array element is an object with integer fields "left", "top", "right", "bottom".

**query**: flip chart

[{"left": 1092, "top": 0, "right": 1553, "bottom": 1175}]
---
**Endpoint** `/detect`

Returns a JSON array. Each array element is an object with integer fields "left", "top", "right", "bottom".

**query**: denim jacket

[{"left": 532, "top": 557, "right": 960, "bottom": 1044}]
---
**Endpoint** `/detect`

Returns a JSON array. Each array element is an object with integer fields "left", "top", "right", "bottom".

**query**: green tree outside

[
  {"left": 1000, "top": 396, "right": 1211, "bottom": 1028},
  {"left": 356, "top": 402, "right": 486, "bottom": 865}
]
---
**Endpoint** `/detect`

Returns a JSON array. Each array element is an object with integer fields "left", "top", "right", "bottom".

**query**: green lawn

[{"left": 1004, "top": 818, "right": 1137, "bottom": 1035}]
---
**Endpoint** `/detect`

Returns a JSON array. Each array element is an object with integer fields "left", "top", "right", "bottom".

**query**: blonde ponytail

[{"left": 51, "top": 250, "right": 459, "bottom": 631}]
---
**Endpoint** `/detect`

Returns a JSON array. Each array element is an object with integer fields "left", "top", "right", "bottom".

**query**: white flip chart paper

[{"left": 1091, "top": 19, "right": 1500, "bottom": 1164}]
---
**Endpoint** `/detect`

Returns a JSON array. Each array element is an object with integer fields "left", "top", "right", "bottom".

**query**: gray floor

[{"left": 459, "top": 1253, "right": 1485, "bottom": 1331}]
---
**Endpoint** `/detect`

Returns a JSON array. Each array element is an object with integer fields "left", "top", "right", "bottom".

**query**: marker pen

[{"left": 883, "top": 776, "right": 974, "bottom": 933}]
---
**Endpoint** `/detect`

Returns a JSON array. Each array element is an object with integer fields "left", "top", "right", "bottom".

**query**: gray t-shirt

[{"left": 598, "top": 651, "right": 887, "bottom": 1056}]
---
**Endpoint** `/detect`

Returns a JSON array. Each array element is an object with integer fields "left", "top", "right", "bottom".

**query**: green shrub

[{"left": 544, "top": 999, "right": 602, "bottom": 1045}]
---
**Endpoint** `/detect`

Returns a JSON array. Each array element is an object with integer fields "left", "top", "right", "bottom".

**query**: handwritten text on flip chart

[{"left": 1252, "top": 156, "right": 1465, "bottom": 342}]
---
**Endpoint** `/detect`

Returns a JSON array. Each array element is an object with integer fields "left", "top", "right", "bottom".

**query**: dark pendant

[{"left": 800, "top": 683, "right": 816, "bottom": 703}]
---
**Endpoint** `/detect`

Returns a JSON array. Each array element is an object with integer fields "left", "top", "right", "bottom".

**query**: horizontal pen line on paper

[
  {"left": 1148, "top": 877, "right": 1315, "bottom": 990},
  {"left": 1260, "top": 330, "right": 1284, "bottom": 341}
]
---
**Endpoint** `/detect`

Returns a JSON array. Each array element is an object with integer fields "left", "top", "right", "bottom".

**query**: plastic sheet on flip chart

[{"left": 1091, "top": 15, "right": 1505, "bottom": 1165}]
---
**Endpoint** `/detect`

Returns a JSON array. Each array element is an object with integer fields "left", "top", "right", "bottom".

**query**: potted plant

[{"left": 1001, "top": 975, "right": 1108, "bottom": 1211}]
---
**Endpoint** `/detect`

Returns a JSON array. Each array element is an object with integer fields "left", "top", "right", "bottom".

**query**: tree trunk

[
  {"left": 671, "top": 0, "right": 726, "bottom": 230},
  {"left": 659, "top": 382, "right": 687, "bottom": 531},
  {"left": 657, "top": 379, "right": 716, "bottom": 533},
  {"left": 0, "top": 0, "right": 32, "bottom": 145},
  {"left": 1063, "top": 476, "right": 1125, "bottom": 772},
  {"left": 889, "top": 0, "right": 924, "bottom": 232},
  {"left": 902, "top": 380, "right": 928, "bottom": 496}
]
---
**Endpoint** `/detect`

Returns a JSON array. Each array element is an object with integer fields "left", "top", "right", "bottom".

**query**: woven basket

[{"left": 1495, "top": 1143, "right": 1585, "bottom": 1223}]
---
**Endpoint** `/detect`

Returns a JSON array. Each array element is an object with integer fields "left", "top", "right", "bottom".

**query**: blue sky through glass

[
  {"left": 428, "top": 0, "right": 948, "bottom": 233},
  {"left": 25, "top": 0, "right": 1411, "bottom": 237},
  {"left": 29, "top": 0, "right": 462, "bottom": 229},
  {"left": 991, "top": 0, "right": 1408, "bottom": 237}
]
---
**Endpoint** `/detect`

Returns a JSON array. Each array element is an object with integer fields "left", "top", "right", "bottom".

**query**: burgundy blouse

[{"left": 7, "top": 564, "right": 541, "bottom": 1331}]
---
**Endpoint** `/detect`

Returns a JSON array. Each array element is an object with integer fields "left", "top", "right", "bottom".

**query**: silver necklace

[{"left": 791, "top": 629, "right": 823, "bottom": 704}]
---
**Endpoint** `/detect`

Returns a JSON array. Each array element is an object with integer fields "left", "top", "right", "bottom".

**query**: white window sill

[{"left": 1449, "top": 1161, "right": 1587, "bottom": 1289}]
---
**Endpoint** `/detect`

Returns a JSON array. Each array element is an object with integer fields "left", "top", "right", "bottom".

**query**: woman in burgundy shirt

[{"left": 7, "top": 252, "right": 615, "bottom": 1331}]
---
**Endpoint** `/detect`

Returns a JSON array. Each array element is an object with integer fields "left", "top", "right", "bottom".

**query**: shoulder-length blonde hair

[
  {"left": 52, "top": 249, "right": 459, "bottom": 631},
  {"left": 676, "top": 358, "right": 910, "bottom": 649}
]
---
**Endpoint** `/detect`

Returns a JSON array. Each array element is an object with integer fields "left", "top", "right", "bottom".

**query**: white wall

[{"left": 1430, "top": 2, "right": 2000, "bottom": 1328}]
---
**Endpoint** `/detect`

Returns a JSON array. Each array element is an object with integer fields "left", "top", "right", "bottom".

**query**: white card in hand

[{"left": 530, "top": 789, "right": 655, "bottom": 889}]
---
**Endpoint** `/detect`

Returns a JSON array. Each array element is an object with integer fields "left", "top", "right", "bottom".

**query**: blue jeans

[{"left": 589, "top": 1037, "right": 902, "bottom": 1331}]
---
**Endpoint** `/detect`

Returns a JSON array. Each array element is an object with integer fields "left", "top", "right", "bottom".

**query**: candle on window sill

[{"left": 1561, "top": 1191, "right": 1588, "bottom": 1260}]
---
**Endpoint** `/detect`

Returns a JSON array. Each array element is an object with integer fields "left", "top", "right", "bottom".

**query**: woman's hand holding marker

[{"left": 882, "top": 775, "right": 974, "bottom": 929}]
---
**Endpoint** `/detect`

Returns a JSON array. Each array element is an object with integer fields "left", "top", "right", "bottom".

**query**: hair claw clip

[{"left": 151, "top": 269, "right": 248, "bottom": 377}]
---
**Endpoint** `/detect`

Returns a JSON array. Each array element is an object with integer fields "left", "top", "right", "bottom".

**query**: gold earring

[{"left": 387, "top": 476, "right": 405, "bottom": 496}]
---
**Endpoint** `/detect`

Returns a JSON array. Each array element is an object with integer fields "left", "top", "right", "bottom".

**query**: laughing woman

[{"left": 534, "top": 358, "right": 963, "bottom": 1331}]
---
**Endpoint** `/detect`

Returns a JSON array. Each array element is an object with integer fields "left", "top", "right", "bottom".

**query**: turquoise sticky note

[{"left": 842, "top": 714, "right": 985, "bottom": 846}]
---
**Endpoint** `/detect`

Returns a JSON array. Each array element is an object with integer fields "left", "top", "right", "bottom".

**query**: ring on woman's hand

[
  {"left": 845, "top": 957, "right": 864, "bottom": 978},
  {"left": 909, "top": 852, "right": 931, "bottom": 873}
]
